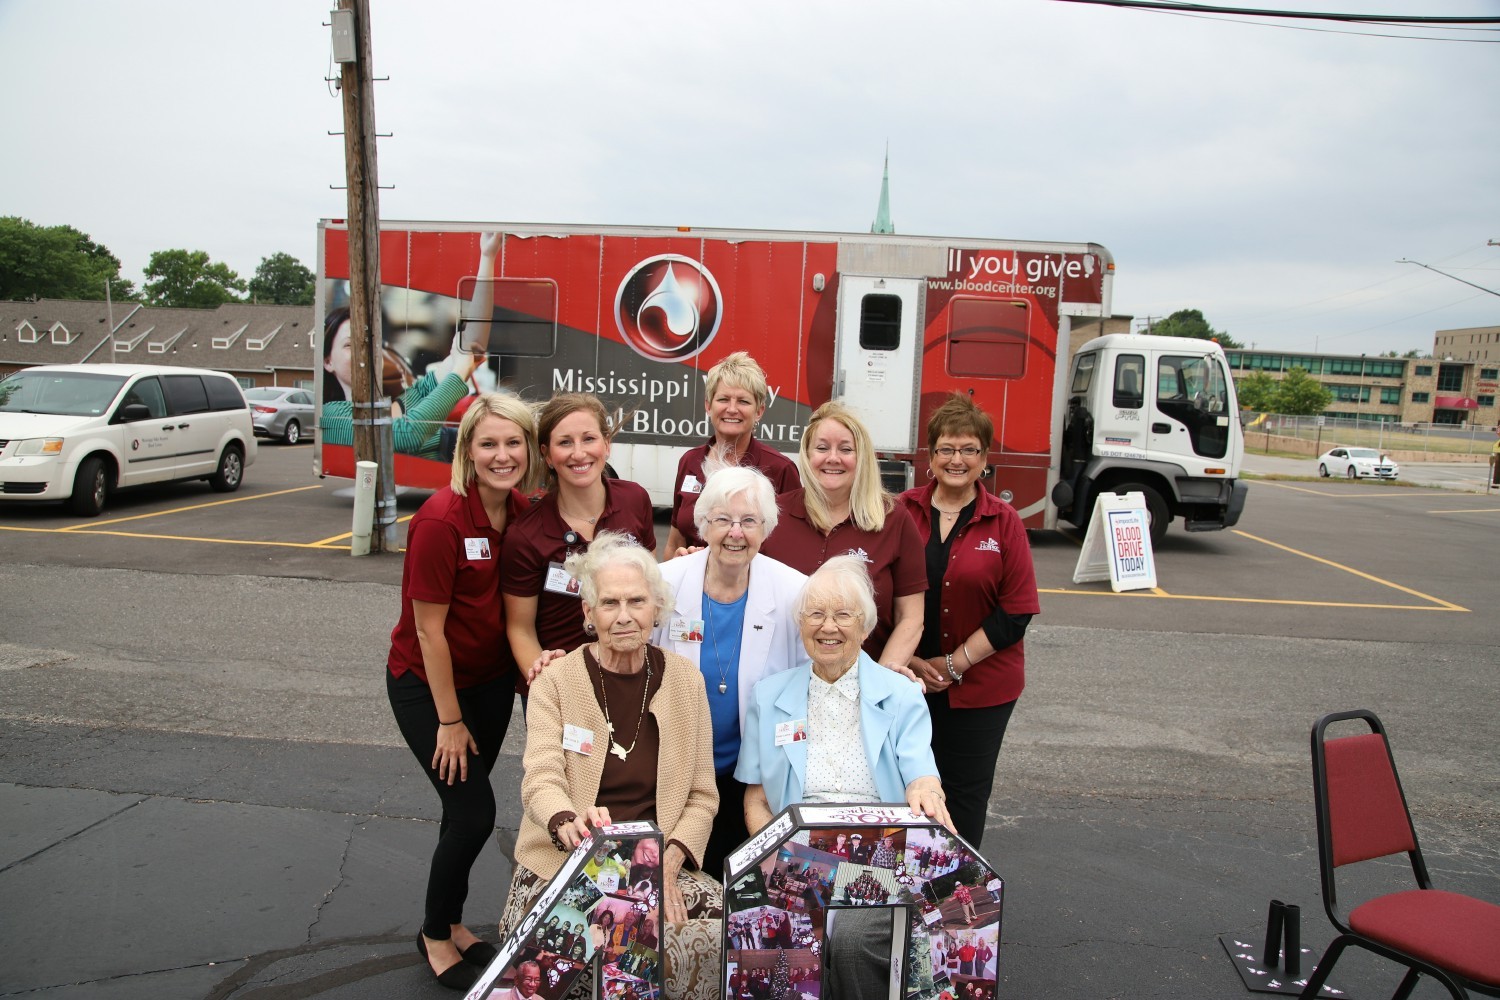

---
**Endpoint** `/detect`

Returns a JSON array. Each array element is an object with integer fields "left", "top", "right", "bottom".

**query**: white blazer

[{"left": 654, "top": 549, "right": 810, "bottom": 737}]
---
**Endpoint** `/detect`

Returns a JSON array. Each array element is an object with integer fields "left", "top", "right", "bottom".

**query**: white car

[
  {"left": 0, "top": 363, "right": 257, "bottom": 516},
  {"left": 1317, "top": 446, "right": 1399, "bottom": 480}
]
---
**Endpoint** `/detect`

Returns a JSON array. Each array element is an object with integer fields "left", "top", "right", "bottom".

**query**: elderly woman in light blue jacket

[
  {"left": 738, "top": 555, "right": 951, "bottom": 834},
  {"left": 654, "top": 464, "right": 809, "bottom": 875}
]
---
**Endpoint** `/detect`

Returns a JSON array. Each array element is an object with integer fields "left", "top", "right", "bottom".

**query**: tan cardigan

[{"left": 514, "top": 644, "right": 719, "bottom": 879}]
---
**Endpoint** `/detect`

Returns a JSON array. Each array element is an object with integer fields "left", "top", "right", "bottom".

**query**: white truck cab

[{"left": 1052, "top": 333, "right": 1246, "bottom": 543}]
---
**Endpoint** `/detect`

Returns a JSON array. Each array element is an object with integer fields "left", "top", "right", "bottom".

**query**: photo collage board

[
  {"left": 722, "top": 804, "right": 1004, "bottom": 1000},
  {"left": 467, "top": 822, "right": 663, "bottom": 1000}
]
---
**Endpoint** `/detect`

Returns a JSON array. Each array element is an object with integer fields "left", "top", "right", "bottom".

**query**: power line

[
  {"left": 1052, "top": 1, "right": 1500, "bottom": 24},
  {"left": 1156, "top": 10, "right": 1500, "bottom": 41}
]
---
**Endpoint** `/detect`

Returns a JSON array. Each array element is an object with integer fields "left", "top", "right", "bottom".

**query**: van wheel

[
  {"left": 68, "top": 456, "right": 109, "bottom": 517},
  {"left": 283, "top": 420, "right": 301, "bottom": 445},
  {"left": 1110, "top": 482, "right": 1169, "bottom": 547},
  {"left": 209, "top": 446, "right": 244, "bottom": 493}
]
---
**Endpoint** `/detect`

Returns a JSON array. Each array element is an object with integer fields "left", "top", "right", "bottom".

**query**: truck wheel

[
  {"left": 68, "top": 456, "right": 110, "bottom": 517},
  {"left": 283, "top": 420, "right": 301, "bottom": 445},
  {"left": 209, "top": 445, "right": 244, "bottom": 493},
  {"left": 1111, "top": 482, "right": 1169, "bottom": 547}
]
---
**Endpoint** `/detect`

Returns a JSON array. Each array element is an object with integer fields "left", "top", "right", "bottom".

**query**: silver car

[{"left": 245, "top": 387, "right": 315, "bottom": 445}]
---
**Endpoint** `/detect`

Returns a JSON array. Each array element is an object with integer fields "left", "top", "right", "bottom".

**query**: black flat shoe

[
  {"left": 460, "top": 940, "right": 499, "bottom": 967},
  {"left": 416, "top": 932, "right": 481, "bottom": 991}
]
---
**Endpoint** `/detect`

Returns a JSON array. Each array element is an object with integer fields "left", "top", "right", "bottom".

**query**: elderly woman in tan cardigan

[{"left": 499, "top": 531, "right": 721, "bottom": 1000}]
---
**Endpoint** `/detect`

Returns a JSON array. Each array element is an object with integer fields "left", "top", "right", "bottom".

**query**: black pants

[
  {"left": 703, "top": 770, "right": 749, "bottom": 879},
  {"left": 925, "top": 694, "right": 1017, "bottom": 848},
  {"left": 387, "top": 669, "right": 515, "bottom": 940}
]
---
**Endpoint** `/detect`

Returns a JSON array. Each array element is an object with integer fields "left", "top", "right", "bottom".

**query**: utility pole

[{"left": 337, "top": 0, "right": 397, "bottom": 551}]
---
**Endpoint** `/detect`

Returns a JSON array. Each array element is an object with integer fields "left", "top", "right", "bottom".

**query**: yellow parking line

[
  {"left": 1231, "top": 530, "right": 1467, "bottom": 611},
  {"left": 1254, "top": 482, "right": 1421, "bottom": 498},
  {"left": 44, "top": 528, "right": 343, "bottom": 549},
  {"left": 309, "top": 513, "right": 414, "bottom": 547},
  {"left": 1039, "top": 587, "right": 1465, "bottom": 611},
  {"left": 55, "top": 486, "right": 324, "bottom": 530},
  {"left": 1429, "top": 507, "right": 1500, "bottom": 515}
]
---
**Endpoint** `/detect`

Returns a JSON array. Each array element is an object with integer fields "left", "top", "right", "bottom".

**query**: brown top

[{"left": 583, "top": 646, "right": 663, "bottom": 824}]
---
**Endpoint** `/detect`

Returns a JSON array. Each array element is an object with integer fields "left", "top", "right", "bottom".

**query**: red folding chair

[{"left": 1302, "top": 710, "right": 1500, "bottom": 999}]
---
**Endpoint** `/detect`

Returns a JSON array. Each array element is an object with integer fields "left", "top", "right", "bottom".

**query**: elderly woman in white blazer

[{"left": 654, "top": 464, "right": 809, "bottom": 874}]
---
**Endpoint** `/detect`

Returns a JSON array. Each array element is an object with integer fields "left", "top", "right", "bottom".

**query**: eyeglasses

[
  {"left": 799, "top": 609, "right": 862, "bottom": 627},
  {"left": 707, "top": 514, "right": 762, "bottom": 531},
  {"left": 933, "top": 445, "right": 983, "bottom": 459}
]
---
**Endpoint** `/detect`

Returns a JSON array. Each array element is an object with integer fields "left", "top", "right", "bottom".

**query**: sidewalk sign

[{"left": 1072, "top": 491, "right": 1158, "bottom": 592}]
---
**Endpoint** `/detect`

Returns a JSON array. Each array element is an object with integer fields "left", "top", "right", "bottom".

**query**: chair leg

[
  {"left": 1299, "top": 937, "right": 1351, "bottom": 1000},
  {"left": 1389, "top": 967, "right": 1422, "bottom": 1000}
]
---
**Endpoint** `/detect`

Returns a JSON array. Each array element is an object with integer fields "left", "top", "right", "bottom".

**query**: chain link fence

[{"left": 1241, "top": 413, "right": 1497, "bottom": 460}]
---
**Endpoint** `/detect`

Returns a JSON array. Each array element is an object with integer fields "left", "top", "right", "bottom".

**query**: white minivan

[{"left": 0, "top": 363, "right": 257, "bottom": 516}]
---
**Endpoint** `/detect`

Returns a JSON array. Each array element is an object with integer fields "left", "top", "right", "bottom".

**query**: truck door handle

[{"left": 1152, "top": 422, "right": 1171, "bottom": 433}]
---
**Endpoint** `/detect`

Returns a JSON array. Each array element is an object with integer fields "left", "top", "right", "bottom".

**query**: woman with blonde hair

[
  {"left": 760, "top": 401, "right": 925, "bottom": 672},
  {"left": 663, "top": 351, "right": 799, "bottom": 556},
  {"left": 385, "top": 392, "right": 540, "bottom": 991}
]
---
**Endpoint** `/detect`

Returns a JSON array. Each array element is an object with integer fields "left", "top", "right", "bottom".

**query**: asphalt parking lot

[{"left": 2, "top": 444, "right": 1498, "bottom": 999}]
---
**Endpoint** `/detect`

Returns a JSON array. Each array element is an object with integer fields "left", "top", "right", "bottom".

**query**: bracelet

[
  {"left": 944, "top": 653, "right": 963, "bottom": 685},
  {"left": 960, "top": 640, "right": 976, "bottom": 667},
  {"left": 439, "top": 718, "right": 463, "bottom": 726}
]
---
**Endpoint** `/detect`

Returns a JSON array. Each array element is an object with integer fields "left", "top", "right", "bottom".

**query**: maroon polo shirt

[
  {"left": 500, "top": 477, "right": 657, "bottom": 654},
  {"left": 669, "top": 438, "right": 800, "bottom": 548},
  {"left": 759, "top": 488, "right": 926, "bottom": 658},
  {"left": 387, "top": 485, "right": 525, "bottom": 687},
  {"left": 896, "top": 481, "right": 1041, "bottom": 708}
]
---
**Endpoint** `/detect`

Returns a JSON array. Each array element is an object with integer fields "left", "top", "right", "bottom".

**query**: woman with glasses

[
  {"left": 759, "top": 401, "right": 925, "bottom": 676},
  {"left": 737, "top": 556, "right": 949, "bottom": 831},
  {"left": 896, "top": 394, "right": 1040, "bottom": 847},
  {"left": 654, "top": 465, "right": 808, "bottom": 874}
]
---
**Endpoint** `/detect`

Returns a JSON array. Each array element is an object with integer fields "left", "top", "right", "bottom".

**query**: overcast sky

[{"left": 2, "top": 0, "right": 1496, "bottom": 356}]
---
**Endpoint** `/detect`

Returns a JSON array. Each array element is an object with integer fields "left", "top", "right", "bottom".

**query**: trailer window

[
  {"left": 1113, "top": 354, "right": 1144, "bottom": 409},
  {"left": 859, "top": 294, "right": 903, "bottom": 351},
  {"left": 459, "top": 277, "right": 558, "bottom": 358},
  {"left": 1070, "top": 352, "right": 1096, "bottom": 395},
  {"left": 946, "top": 298, "right": 1028, "bottom": 378}
]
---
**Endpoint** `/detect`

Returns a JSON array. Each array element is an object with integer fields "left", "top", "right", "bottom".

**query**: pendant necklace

[
  {"left": 594, "top": 646, "right": 652, "bottom": 761},
  {"left": 705, "top": 597, "right": 731, "bottom": 695}
]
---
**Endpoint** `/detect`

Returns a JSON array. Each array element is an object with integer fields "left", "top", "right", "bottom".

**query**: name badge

[
  {"left": 562, "top": 724, "right": 595, "bottom": 755},
  {"left": 669, "top": 617, "right": 705, "bottom": 643},
  {"left": 544, "top": 561, "right": 582, "bottom": 597},
  {"left": 463, "top": 537, "right": 491, "bottom": 560},
  {"left": 681, "top": 474, "right": 703, "bottom": 494},
  {"left": 775, "top": 720, "right": 808, "bottom": 746}
]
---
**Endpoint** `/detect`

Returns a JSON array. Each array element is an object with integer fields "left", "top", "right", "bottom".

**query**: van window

[
  {"left": 118, "top": 377, "right": 167, "bottom": 420},
  {"left": 859, "top": 294, "right": 902, "bottom": 351},
  {"left": 164, "top": 374, "right": 210, "bottom": 415},
  {"left": 946, "top": 298, "right": 1028, "bottom": 378},
  {"left": 1113, "top": 354, "right": 1145, "bottom": 409},
  {"left": 1070, "top": 353, "right": 1096, "bottom": 395},
  {"left": 0, "top": 370, "right": 127, "bottom": 416},
  {"left": 204, "top": 374, "right": 247, "bottom": 411}
]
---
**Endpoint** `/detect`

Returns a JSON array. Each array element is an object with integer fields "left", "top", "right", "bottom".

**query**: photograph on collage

[
  {"left": 532, "top": 903, "right": 593, "bottom": 961},
  {"left": 559, "top": 870, "right": 604, "bottom": 914},
  {"left": 904, "top": 827, "right": 969, "bottom": 881},
  {"left": 601, "top": 962, "right": 662, "bottom": 1000},
  {"left": 590, "top": 895, "right": 659, "bottom": 971},
  {"left": 922, "top": 861, "right": 1001, "bottom": 930},
  {"left": 726, "top": 945, "right": 821, "bottom": 1000},
  {"left": 483, "top": 945, "right": 587, "bottom": 1000},
  {"left": 761, "top": 844, "right": 838, "bottom": 921},
  {"left": 799, "top": 826, "right": 904, "bottom": 867},
  {"left": 830, "top": 861, "right": 900, "bottom": 906}
]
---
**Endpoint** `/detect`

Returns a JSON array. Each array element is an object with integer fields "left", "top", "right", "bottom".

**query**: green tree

[
  {"left": 1149, "top": 308, "right": 1244, "bottom": 350},
  {"left": 1234, "top": 371, "right": 1278, "bottom": 411},
  {"left": 1271, "top": 366, "right": 1332, "bottom": 415},
  {"left": 248, "top": 251, "right": 315, "bottom": 305},
  {"left": 142, "top": 249, "right": 246, "bottom": 308},
  {"left": 0, "top": 216, "right": 137, "bottom": 301}
]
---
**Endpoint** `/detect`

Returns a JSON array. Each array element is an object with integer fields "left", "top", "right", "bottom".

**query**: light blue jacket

[{"left": 734, "top": 651, "right": 939, "bottom": 814}]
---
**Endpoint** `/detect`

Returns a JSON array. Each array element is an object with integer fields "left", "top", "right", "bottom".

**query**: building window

[
  {"left": 1411, "top": 392, "right": 1431, "bottom": 403},
  {"left": 1414, "top": 365, "right": 1433, "bottom": 377},
  {"left": 1330, "top": 384, "right": 1370, "bottom": 403},
  {"left": 1380, "top": 387, "right": 1401, "bottom": 405},
  {"left": 18, "top": 321, "right": 39, "bottom": 343},
  {"left": 1437, "top": 364, "right": 1465, "bottom": 392},
  {"left": 235, "top": 377, "right": 254, "bottom": 389},
  {"left": 1481, "top": 367, "right": 1498, "bottom": 381},
  {"left": 1479, "top": 395, "right": 1496, "bottom": 408}
]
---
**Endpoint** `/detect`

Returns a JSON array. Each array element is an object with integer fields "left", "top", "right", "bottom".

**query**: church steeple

[{"left": 870, "top": 145, "right": 894, "bottom": 235}]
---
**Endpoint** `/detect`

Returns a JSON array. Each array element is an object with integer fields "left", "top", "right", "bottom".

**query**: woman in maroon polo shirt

[
  {"left": 662, "top": 351, "right": 799, "bottom": 557},
  {"left": 897, "top": 394, "right": 1040, "bottom": 847},
  {"left": 759, "top": 401, "right": 925, "bottom": 672},
  {"left": 386, "top": 392, "right": 541, "bottom": 991},
  {"left": 502, "top": 393, "right": 656, "bottom": 678}
]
